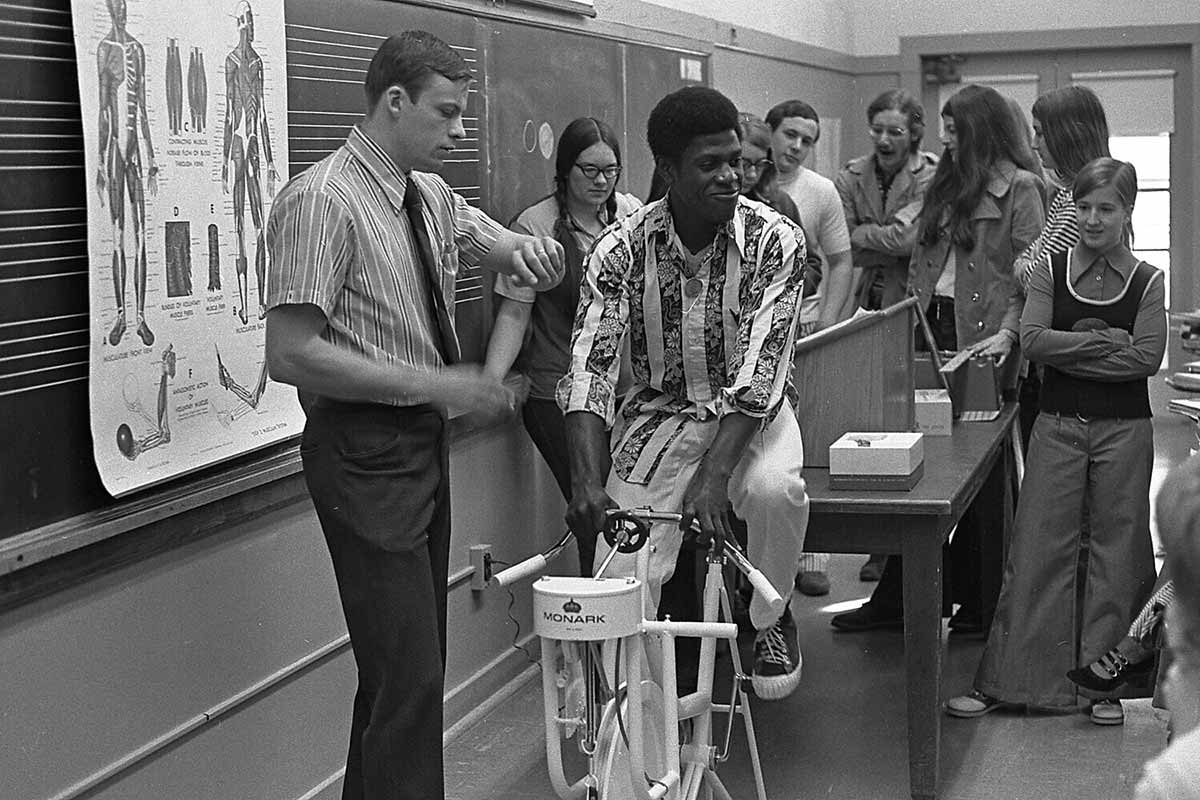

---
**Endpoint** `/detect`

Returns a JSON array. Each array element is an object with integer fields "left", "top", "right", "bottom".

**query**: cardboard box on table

[
  {"left": 914, "top": 348, "right": 1008, "bottom": 420},
  {"left": 914, "top": 389, "right": 952, "bottom": 435},
  {"left": 791, "top": 297, "right": 917, "bottom": 468},
  {"left": 829, "top": 431, "right": 925, "bottom": 490}
]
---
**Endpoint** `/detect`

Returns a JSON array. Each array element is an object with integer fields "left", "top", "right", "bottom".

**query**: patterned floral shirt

[{"left": 557, "top": 196, "right": 805, "bottom": 484}]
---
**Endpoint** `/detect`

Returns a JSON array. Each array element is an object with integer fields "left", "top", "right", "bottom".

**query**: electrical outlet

[{"left": 469, "top": 544, "right": 493, "bottom": 591}]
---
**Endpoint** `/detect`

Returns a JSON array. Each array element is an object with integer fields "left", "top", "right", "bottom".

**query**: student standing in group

[
  {"left": 764, "top": 99, "right": 853, "bottom": 597},
  {"left": 738, "top": 113, "right": 822, "bottom": 306},
  {"left": 483, "top": 117, "right": 641, "bottom": 575},
  {"left": 1013, "top": 85, "right": 1111, "bottom": 446},
  {"left": 834, "top": 88, "right": 937, "bottom": 583},
  {"left": 832, "top": 84, "right": 1044, "bottom": 634},
  {"left": 264, "top": 31, "right": 564, "bottom": 800},
  {"left": 948, "top": 157, "right": 1166, "bottom": 724},
  {"left": 562, "top": 87, "right": 808, "bottom": 700},
  {"left": 836, "top": 89, "right": 937, "bottom": 313}
]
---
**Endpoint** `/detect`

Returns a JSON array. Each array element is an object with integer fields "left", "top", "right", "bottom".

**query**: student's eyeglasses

[
  {"left": 738, "top": 157, "right": 773, "bottom": 172},
  {"left": 574, "top": 163, "right": 622, "bottom": 180},
  {"left": 868, "top": 125, "right": 908, "bottom": 139}
]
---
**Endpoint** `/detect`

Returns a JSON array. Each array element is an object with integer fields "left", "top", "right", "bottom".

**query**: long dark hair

[
  {"left": 551, "top": 117, "right": 622, "bottom": 270},
  {"left": 918, "top": 84, "right": 1041, "bottom": 249},
  {"left": 1031, "top": 85, "right": 1110, "bottom": 181}
]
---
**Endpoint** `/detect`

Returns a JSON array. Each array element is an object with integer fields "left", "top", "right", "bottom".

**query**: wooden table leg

[{"left": 902, "top": 524, "right": 944, "bottom": 800}]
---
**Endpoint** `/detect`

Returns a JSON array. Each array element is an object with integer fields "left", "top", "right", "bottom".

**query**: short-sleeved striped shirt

[{"left": 265, "top": 125, "right": 503, "bottom": 405}]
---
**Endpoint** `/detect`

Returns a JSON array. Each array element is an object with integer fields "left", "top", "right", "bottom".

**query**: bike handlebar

[
  {"left": 492, "top": 508, "right": 783, "bottom": 612},
  {"left": 492, "top": 529, "right": 575, "bottom": 587},
  {"left": 492, "top": 554, "right": 548, "bottom": 587}
]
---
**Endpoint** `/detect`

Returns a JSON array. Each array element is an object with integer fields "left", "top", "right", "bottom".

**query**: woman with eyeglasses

[
  {"left": 835, "top": 89, "right": 938, "bottom": 315},
  {"left": 484, "top": 117, "right": 641, "bottom": 575}
]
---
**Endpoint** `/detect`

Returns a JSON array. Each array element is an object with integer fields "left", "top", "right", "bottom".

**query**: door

[{"left": 922, "top": 46, "right": 1190, "bottom": 368}]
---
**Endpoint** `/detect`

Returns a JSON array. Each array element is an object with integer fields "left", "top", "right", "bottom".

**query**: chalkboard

[
  {"left": 483, "top": 20, "right": 624, "bottom": 226},
  {"left": 0, "top": 0, "right": 707, "bottom": 541}
]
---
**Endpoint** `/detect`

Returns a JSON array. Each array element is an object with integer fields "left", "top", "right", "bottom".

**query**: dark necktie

[{"left": 403, "top": 179, "right": 460, "bottom": 364}]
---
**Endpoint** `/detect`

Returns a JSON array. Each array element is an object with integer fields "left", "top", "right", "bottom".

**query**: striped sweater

[{"left": 1018, "top": 186, "right": 1078, "bottom": 291}]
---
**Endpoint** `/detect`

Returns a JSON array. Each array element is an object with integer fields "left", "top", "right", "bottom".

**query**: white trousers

[{"left": 597, "top": 402, "right": 809, "bottom": 631}]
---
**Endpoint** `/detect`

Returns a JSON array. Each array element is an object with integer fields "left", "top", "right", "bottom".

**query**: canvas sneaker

[{"left": 751, "top": 604, "right": 802, "bottom": 699}]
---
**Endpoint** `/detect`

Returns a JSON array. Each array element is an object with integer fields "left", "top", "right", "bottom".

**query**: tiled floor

[{"left": 445, "top": 379, "right": 1193, "bottom": 799}]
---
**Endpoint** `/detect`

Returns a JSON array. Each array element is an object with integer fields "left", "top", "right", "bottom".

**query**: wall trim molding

[{"left": 444, "top": 658, "right": 540, "bottom": 744}]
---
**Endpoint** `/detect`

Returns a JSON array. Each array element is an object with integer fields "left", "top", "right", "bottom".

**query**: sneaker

[
  {"left": 795, "top": 570, "right": 831, "bottom": 596},
  {"left": 752, "top": 605, "right": 802, "bottom": 700},
  {"left": 1090, "top": 699, "right": 1125, "bottom": 726},
  {"left": 945, "top": 690, "right": 1006, "bottom": 718}
]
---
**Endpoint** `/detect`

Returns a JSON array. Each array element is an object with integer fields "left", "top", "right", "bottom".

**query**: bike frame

[{"left": 497, "top": 510, "right": 772, "bottom": 800}]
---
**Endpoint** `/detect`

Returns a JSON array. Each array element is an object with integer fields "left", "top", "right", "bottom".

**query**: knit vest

[{"left": 1039, "top": 250, "right": 1153, "bottom": 419}]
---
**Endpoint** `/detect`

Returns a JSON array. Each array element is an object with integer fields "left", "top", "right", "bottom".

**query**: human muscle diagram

[
  {"left": 116, "top": 344, "right": 175, "bottom": 462},
  {"left": 222, "top": 1, "right": 278, "bottom": 325},
  {"left": 73, "top": 0, "right": 301, "bottom": 496}
]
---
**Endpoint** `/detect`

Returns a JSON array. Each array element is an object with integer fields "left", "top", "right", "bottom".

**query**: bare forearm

[
  {"left": 819, "top": 250, "right": 853, "bottom": 326},
  {"left": 565, "top": 411, "right": 611, "bottom": 492},
  {"left": 483, "top": 298, "right": 532, "bottom": 380},
  {"left": 267, "top": 330, "right": 431, "bottom": 403},
  {"left": 700, "top": 413, "right": 760, "bottom": 482},
  {"left": 838, "top": 267, "right": 863, "bottom": 318}
]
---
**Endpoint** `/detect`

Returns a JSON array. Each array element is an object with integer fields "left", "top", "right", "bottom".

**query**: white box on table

[
  {"left": 914, "top": 389, "right": 952, "bottom": 436},
  {"left": 829, "top": 431, "right": 925, "bottom": 476}
]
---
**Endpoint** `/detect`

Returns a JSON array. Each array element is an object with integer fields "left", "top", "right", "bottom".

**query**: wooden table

[{"left": 801, "top": 404, "right": 1017, "bottom": 800}]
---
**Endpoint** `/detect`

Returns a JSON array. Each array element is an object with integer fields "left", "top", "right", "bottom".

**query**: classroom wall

[
  {"left": 634, "top": 0, "right": 853, "bottom": 54},
  {"left": 850, "top": 0, "right": 1200, "bottom": 56},
  {"left": 713, "top": 47, "right": 855, "bottom": 178},
  {"left": 0, "top": 419, "right": 565, "bottom": 800}
]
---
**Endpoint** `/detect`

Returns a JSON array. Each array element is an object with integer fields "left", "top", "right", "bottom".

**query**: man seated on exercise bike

[{"left": 559, "top": 86, "right": 810, "bottom": 700}]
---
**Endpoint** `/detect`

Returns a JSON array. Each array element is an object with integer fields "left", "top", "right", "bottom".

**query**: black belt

[
  {"left": 927, "top": 295, "right": 954, "bottom": 320},
  {"left": 302, "top": 391, "right": 436, "bottom": 416}
]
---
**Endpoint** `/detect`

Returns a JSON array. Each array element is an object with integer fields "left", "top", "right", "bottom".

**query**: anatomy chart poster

[{"left": 72, "top": 0, "right": 302, "bottom": 496}]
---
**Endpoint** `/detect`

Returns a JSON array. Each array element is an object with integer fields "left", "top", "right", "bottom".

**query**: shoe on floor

[
  {"left": 1067, "top": 648, "right": 1154, "bottom": 693},
  {"left": 945, "top": 690, "right": 1005, "bottom": 718},
  {"left": 752, "top": 605, "right": 802, "bottom": 700},
  {"left": 1090, "top": 699, "right": 1125, "bottom": 725},
  {"left": 795, "top": 570, "right": 831, "bottom": 596},
  {"left": 859, "top": 554, "right": 887, "bottom": 582},
  {"left": 948, "top": 607, "right": 985, "bottom": 636},
  {"left": 830, "top": 602, "right": 903, "bottom": 632}
]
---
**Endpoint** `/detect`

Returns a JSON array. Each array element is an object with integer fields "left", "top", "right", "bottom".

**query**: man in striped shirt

[
  {"left": 560, "top": 87, "right": 810, "bottom": 701},
  {"left": 264, "top": 31, "right": 563, "bottom": 800}
]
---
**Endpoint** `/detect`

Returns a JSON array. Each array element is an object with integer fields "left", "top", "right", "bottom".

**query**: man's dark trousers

[{"left": 302, "top": 399, "right": 450, "bottom": 800}]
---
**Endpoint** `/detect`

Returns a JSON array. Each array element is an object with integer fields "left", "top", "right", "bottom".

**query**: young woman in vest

[
  {"left": 947, "top": 157, "right": 1167, "bottom": 723},
  {"left": 484, "top": 117, "right": 641, "bottom": 574},
  {"left": 831, "top": 84, "right": 1044, "bottom": 634},
  {"left": 1013, "top": 86, "right": 1111, "bottom": 446}
]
